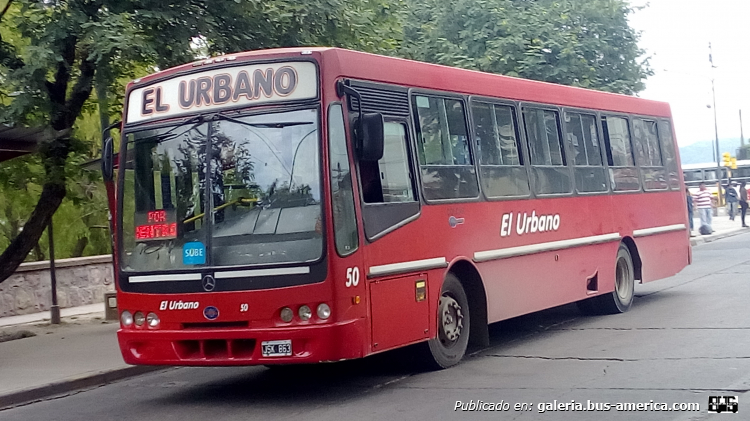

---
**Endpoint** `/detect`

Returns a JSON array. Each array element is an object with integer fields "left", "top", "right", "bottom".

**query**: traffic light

[
  {"left": 723, "top": 152, "right": 732, "bottom": 167},
  {"left": 731, "top": 157, "right": 737, "bottom": 169}
]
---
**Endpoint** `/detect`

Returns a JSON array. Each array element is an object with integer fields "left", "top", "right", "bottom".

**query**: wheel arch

[
  {"left": 621, "top": 236, "right": 643, "bottom": 282},
  {"left": 448, "top": 259, "right": 489, "bottom": 349}
]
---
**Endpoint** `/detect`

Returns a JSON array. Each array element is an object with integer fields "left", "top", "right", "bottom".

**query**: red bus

[{"left": 102, "top": 47, "right": 690, "bottom": 369}]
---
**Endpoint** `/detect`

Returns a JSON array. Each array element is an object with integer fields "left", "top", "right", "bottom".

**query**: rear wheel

[
  {"left": 577, "top": 243, "right": 635, "bottom": 315},
  {"left": 422, "top": 274, "right": 470, "bottom": 369}
]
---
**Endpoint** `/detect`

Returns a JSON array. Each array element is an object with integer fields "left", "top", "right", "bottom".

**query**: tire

[
  {"left": 421, "top": 274, "right": 470, "bottom": 369},
  {"left": 577, "top": 243, "right": 635, "bottom": 315}
]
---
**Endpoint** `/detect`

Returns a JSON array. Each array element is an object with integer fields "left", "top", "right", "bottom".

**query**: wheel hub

[
  {"left": 615, "top": 257, "right": 632, "bottom": 300},
  {"left": 439, "top": 295, "right": 464, "bottom": 346}
]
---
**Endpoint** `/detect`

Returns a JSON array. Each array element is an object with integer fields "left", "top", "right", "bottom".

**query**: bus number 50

[{"left": 346, "top": 267, "right": 360, "bottom": 287}]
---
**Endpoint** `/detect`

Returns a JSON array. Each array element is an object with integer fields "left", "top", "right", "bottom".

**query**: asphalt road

[{"left": 3, "top": 233, "right": 749, "bottom": 421}]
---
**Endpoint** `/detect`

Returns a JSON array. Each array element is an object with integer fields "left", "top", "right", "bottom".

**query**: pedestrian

[
  {"left": 725, "top": 182, "right": 739, "bottom": 221},
  {"left": 686, "top": 188, "right": 695, "bottom": 236},
  {"left": 739, "top": 180, "right": 749, "bottom": 228},
  {"left": 695, "top": 182, "right": 713, "bottom": 235}
]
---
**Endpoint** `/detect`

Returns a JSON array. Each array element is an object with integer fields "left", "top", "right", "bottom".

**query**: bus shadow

[
  {"left": 153, "top": 294, "right": 674, "bottom": 407},
  {"left": 481, "top": 303, "right": 582, "bottom": 350},
  {"left": 479, "top": 291, "right": 675, "bottom": 352},
  {"left": 153, "top": 349, "right": 422, "bottom": 407}
]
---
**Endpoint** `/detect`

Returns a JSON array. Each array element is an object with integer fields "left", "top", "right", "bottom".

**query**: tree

[
  {"left": 0, "top": 0, "right": 404, "bottom": 283},
  {"left": 401, "top": 0, "right": 651, "bottom": 95}
]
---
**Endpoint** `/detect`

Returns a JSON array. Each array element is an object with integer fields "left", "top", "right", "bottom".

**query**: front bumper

[{"left": 117, "top": 319, "right": 366, "bottom": 366}]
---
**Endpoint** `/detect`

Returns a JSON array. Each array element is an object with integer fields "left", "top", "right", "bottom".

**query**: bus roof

[{"left": 129, "top": 47, "right": 673, "bottom": 118}]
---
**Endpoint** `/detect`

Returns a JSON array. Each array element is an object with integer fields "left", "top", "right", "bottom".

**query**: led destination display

[{"left": 135, "top": 210, "right": 177, "bottom": 241}]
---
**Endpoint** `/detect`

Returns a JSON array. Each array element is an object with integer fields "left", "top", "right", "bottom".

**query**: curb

[
  {"left": 690, "top": 228, "right": 749, "bottom": 246},
  {"left": 0, "top": 366, "right": 164, "bottom": 410}
]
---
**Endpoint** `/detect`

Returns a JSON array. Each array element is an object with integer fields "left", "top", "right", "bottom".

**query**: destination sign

[
  {"left": 134, "top": 209, "right": 177, "bottom": 241},
  {"left": 126, "top": 61, "right": 317, "bottom": 124}
]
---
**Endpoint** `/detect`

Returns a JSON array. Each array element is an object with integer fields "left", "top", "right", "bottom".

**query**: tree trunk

[
  {"left": 0, "top": 138, "right": 70, "bottom": 283},
  {"left": 0, "top": 180, "right": 66, "bottom": 282}
]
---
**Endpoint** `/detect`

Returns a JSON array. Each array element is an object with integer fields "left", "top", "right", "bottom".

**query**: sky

[{"left": 628, "top": 0, "right": 750, "bottom": 147}]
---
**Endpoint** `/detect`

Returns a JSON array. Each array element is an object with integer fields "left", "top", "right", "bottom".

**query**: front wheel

[
  {"left": 421, "top": 274, "right": 470, "bottom": 369},
  {"left": 577, "top": 243, "right": 635, "bottom": 315}
]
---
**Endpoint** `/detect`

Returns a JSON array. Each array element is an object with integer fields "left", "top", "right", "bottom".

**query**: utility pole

[
  {"left": 49, "top": 219, "right": 60, "bottom": 324},
  {"left": 710, "top": 42, "right": 723, "bottom": 206},
  {"left": 741, "top": 109, "right": 745, "bottom": 147}
]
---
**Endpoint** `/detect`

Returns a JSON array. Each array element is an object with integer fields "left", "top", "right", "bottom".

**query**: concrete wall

[{"left": 0, "top": 255, "right": 114, "bottom": 317}]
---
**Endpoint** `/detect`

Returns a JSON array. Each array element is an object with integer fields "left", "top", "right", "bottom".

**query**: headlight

[
  {"left": 280, "top": 307, "right": 294, "bottom": 323},
  {"left": 298, "top": 305, "right": 312, "bottom": 321},
  {"left": 146, "top": 312, "right": 160, "bottom": 328},
  {"left": 134, "top": 311, "right": 145, "bottom": 326},
  {"left": 121, "top": 310, "right": 133, "bottom": 327},
  {"left": 317, "top": 303, "right": 331, "bottom": 320}
]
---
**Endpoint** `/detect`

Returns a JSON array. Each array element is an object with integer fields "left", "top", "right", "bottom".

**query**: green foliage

[
  {"left": 401, "top": 0, "right": 651, "bottom": 94},
  {"left": 102, "top": 0, "right": 405, "bottom": 69}
]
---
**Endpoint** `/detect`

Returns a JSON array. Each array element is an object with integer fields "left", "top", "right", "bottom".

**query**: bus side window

[
  {"left": 522, "top": 107, "right": 572, "bottom": 195},
  {"left": 471, "top": 101, "right": 530, "bottom": 197},
  {"left": 657, "top": 120, "right": 681, "bottom": 189},
  {"left": 564, "top": 111, "right": 607, "bottom": 193},
  {"left": 633, "top": 118, "right": 668, "bottom": 191},
  {"left": 360, "top": 122, "right": 415, "bottom": 204},
  {"left": 413, "top": 95, "right": 479, "bottom": 200},
  {"left": 358, "top": 121, "right": 420, "bottom": 239},
  {"left": 602, "top": 116, "right": 640, "bottom": 192}
]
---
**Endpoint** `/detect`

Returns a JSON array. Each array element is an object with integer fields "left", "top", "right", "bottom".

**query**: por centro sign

[{"left": 126, "top": 61, "right": 317, "bottom": 124}]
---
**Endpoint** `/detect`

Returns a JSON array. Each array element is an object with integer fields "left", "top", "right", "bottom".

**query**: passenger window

[
  {"left": 358, "top": 120, "right": 420, "bottom": 239},
  {"left": 657, "top": 120, "right": 681, "bottom": 189},
  {"left": 471, "top": 101, "right": 529, "bottom": 197},
  {"left": 564, "top": 111, "right": 607, "bottom": 193},
  {"left": 414, "top": 95, "right": 479, "bottom": 200},
  {"left": 328, "top": 104, "right": 358, "bottom": 256},
  {"left": 524, "top": 108, "right": 565, "bottom": 166},
  {"left": 361, "top": 123, "right": 416, "bottom": 204},
  {"left": 523, "top": 107, "right": 571, "bottom": 195},
  {"left": 602, "top": 116, "right": 640, "bottom": 191},
  {"left": 633, "top": 119, "right": 667, "bottom": 191},
  {"left": 683, "top": 170, "right": 703, "bottom": 182},
  {"left": 633, "top": 119, "right": 663, "bottom": 167}
]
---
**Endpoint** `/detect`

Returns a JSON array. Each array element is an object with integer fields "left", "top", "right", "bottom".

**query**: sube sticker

[{"left": 183, "top": 242, "right": 206, "bottom": 265}]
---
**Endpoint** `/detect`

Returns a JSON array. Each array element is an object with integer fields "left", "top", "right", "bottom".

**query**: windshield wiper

[
  {"left": 242, "top": 122, "right": 313, "bottom": 128},
  {"left": 132, "top": 115, "right": 206, "bottom": 144},
  {"left": 214, "top": 114, "right": 313, "bottom": 129}
]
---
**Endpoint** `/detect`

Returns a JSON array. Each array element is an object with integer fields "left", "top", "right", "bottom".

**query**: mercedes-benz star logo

[{"left": 202, "top": 275, "right": 216, "bottom": 292}]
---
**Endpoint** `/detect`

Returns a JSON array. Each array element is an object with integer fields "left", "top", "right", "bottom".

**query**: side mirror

[
  {"left": 358, "top": 113, "right": 384, "bottom": 162},
  {"left": 102, "top": 137, "right": 114, "bottom": 182}
]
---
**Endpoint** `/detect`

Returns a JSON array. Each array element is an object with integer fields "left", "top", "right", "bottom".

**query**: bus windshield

[{"left": 120, "top": 108, "right": 322, "bottom": 272}]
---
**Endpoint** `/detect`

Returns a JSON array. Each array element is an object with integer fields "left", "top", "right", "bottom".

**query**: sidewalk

[
  {"left": 0, "top": 304, "right": 161, "bottom": 409},
  {"left": 0, "top": 214, "right": 747, "bottom": 410},
  {"left": 689, "top": 211, "right": 750, "bottom": 246}
]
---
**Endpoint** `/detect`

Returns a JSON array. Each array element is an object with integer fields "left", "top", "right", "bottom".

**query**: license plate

[{"left": 261, "top": 340, "right": 292, "bottom": 357}]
